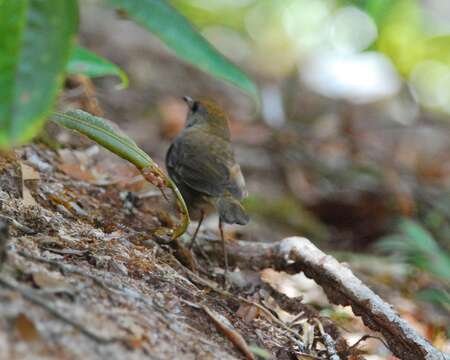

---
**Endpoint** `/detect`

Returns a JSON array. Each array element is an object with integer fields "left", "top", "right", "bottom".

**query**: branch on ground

[{"left": 199, "top": 236, "right": 449, "bottom": 360}]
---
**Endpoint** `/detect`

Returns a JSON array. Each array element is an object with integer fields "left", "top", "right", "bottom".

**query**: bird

[{"left": 165, "top": 96, "right": 249, "bottom": 280}]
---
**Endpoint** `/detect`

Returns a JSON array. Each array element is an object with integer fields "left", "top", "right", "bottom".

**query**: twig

[
  {"left": 311, "top": 318, "right": 340, "bottom": 360},
  {"left": 201, "top": 305, "right": 256, "bottom": 360},
  {"left": 0, "top": 215, "right": 36, "bottom": 235},
  {"left": 182, "top": 299, "right": 255, "bottom": 360},
  {"left": 321, "top": 333, "right": 341, "bottom": 360},
  {"left": 168, "top": 253, "right": 307, "bottom": 345},
  {"left": 0, "top": 276, "right": 122, "bottom": 344},
  {"left": 348, "top": 334, "right": 389, "bottom": 352},
  {"left": 287, "top": 311, "right": 305, "bottom": 327},
  {"left": 198, "top": 236, "right": 450, "bottom": 360}
]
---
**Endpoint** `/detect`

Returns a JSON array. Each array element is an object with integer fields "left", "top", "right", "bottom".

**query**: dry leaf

[
  {"left": 261, "top": 269, "right": 328, "bottom": 306},
  {"left": 302, "top": 322, "right": 315, "bottom": 350},
  {"left": 22, "top": 186, "right": 37, "bottom": 207},
  {"left": 14, "top": 313, "right": 40, "bottom": 342},
  {"left": 125, "top": 335, "right": 146, "bottom": 350},
  {"left": 58, "top": 163, "right": 95, "bottom": 182},
  {"left": 262, "top": 296, "right": 298, "bottom": 324},
  {"left": 236, "top": 303, "right": 260, "bottom": 323},
  {"left": 21, "top": 163, "right": 40, "bottom": 181},
  {"left": 32, "top": 271, "right": 67, "bottom": 289},
  {"left": 20, "top": 162, "right": 40, "bottom": 207}
]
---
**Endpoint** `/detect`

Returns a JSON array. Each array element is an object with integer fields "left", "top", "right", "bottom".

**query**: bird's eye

[{"left": 191, "top": 101, "right": 199, "bottom": 113}]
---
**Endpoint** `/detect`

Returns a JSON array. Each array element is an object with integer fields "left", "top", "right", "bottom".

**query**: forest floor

[
  {"left": 0, "top": 128, "right": 447, "bottom": 360},
  {"left": 0, "top": 144, "right": 358, "bottom": 360},
  {"left": 0, "top": 4, "right": 449, "bottom": 359}
]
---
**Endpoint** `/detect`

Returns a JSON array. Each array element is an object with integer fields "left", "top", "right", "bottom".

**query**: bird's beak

[{"left": 183, "top": 96, "right": 195, "bottom": 110}]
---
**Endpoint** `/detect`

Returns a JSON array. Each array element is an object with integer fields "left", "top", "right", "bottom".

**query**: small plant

[
  {"left": 0, "top": 0, "right": 257, "bottom": 148},
  {"left": 1, "top": 0, "right": 259, "bottom": 239},
  {"left": 378, "top": 219, "right": 450, "bottom": 310},
  {"left": 51, "top": 109, "right": 189, "bottom": 239}
]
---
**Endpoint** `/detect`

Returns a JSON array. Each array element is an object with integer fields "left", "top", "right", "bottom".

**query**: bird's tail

[{"left": 216, "top": 195, "right": 249, "bottom": 225}]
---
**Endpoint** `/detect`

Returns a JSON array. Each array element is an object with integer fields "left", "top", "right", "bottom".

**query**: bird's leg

[
  {"left": 189, "top": 210, "right": 204, "bottom": 250},
  {"left": 219, "top": 218, "right": 229, "bottom": 286}
]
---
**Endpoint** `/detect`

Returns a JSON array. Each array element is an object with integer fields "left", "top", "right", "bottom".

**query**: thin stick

[
  {"left": 219, "top": 218, "right": 228, "bottom": 284},
  {"left": 348, "top": 334, "right": 389, "bottom": 352},
  {"left": 197, "top": 236, "right": 450, "bottom": 360},
  {"left": 189, "top": 210, "right": 204, "bottom": 250},
  {"left": 168, "top": 253, "right": 305, "bottom": 344}
]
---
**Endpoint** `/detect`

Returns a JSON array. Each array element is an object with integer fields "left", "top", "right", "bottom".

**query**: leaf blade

[
  {"left": 52, "top": 110, "right": 150, "bottom": 168},
  {"left": 67, "top": 46, "right": 129, "bottom": 88},
  {"left": 0, "top": 0, "right": 79, "bottom": 148},
  {"left": 106, "top": 0, "right": 258, "bottom": 102},
  {"left": 50, "top": 110, "right": 190, "bottom": 239}
]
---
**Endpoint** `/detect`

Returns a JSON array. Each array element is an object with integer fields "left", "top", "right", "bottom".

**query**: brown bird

[{"left": 166, "top": 97, "right": 249, "bottom": 278}]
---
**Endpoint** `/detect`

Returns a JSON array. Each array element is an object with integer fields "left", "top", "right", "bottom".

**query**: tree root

[{"left": 199, "top": 236, "right": 449, "bottom": 360}]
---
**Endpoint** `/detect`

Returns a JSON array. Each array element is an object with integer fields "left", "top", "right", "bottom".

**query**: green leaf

[
  {"left": 249, "top": 345, "right": 271, "bottom": 359},
  {"left": 377, "top": 234, "right": 410, "bottom": 253},
  {"left": 359, "top": 0, "right": 395, "bottom": 26},
  {"left": 417, "top": 288, "right": 450, "bottom": 310},
  {"left": 168, "top": 0, "right": 248, "bottom": 31},
  {"left": 0, "top": 0, "right": 78, "bottom": 148},
  {"left": 400, "top": 220, "right": 440, "bottom": 252},
  {"left": 423, "top": 36, "right": 450, "bottom": 66},
  {"left": 378, "top": 219, "right": 450, "bottom": 281},
  {"left": 50, "top": 110, "right": 189, "bottom": 239},
  {"left": 52, "top": 109, "right": 150, "bottom": 168},
  {"left": 67, "top": 46, "right": 129, "bottom": 88},
  {"left": 106, "top": 0, "right": 259, "bottom": 103},
  {"left": 375, "top": 0, "right": 425, "bottom": 76}
]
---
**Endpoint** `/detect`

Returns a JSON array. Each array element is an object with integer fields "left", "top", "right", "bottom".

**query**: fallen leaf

[
  {"left": 236, "top": 303, "right": 260, "bottom": 323},
  {"left": 22, "top": 186, "right": 37, "bottom": 207},
  {"left": 14, "top": 313, "right": 40, "bottom": 342},
  {"left": 20, "top": 162, "right": 40, "bottom": 207},
  {"left": 261, "top": 269, "right": 328, "bottom": 306},
  {"left": 262, "top": 296, "right": 298, "bottom": 324},
  {"left": 125, "top": 335, "right": 146, "bottom": 350},
  {"left": 32, "top": 271, "right": 68, "bottom": 289},
  {"left": 20, "top": 163, "right": 41, "bottom": 181},
  {"left": 58, "top": 163, "right": 94, "bottom": 182}
]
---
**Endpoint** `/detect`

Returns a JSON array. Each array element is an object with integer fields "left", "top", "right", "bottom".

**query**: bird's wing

[{"left": 166, "top": 131, "right": 233, "bottom": 197}]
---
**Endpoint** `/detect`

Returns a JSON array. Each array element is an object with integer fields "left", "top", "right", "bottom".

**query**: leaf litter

[{"left": 0, "top": 144, "right": 372, "bottom": 359}]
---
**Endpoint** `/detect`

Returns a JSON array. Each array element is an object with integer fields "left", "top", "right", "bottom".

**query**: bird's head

[{"left": 183, "top": 96, "right": 230, "bottom": 139}]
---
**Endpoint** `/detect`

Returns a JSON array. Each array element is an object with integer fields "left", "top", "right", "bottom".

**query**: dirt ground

[
  {"left": 1, "top": 3, "right": 449, "bottom": 359},
  {"left": 0, "top": 144, "right": 354, "bottom": 360}
]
